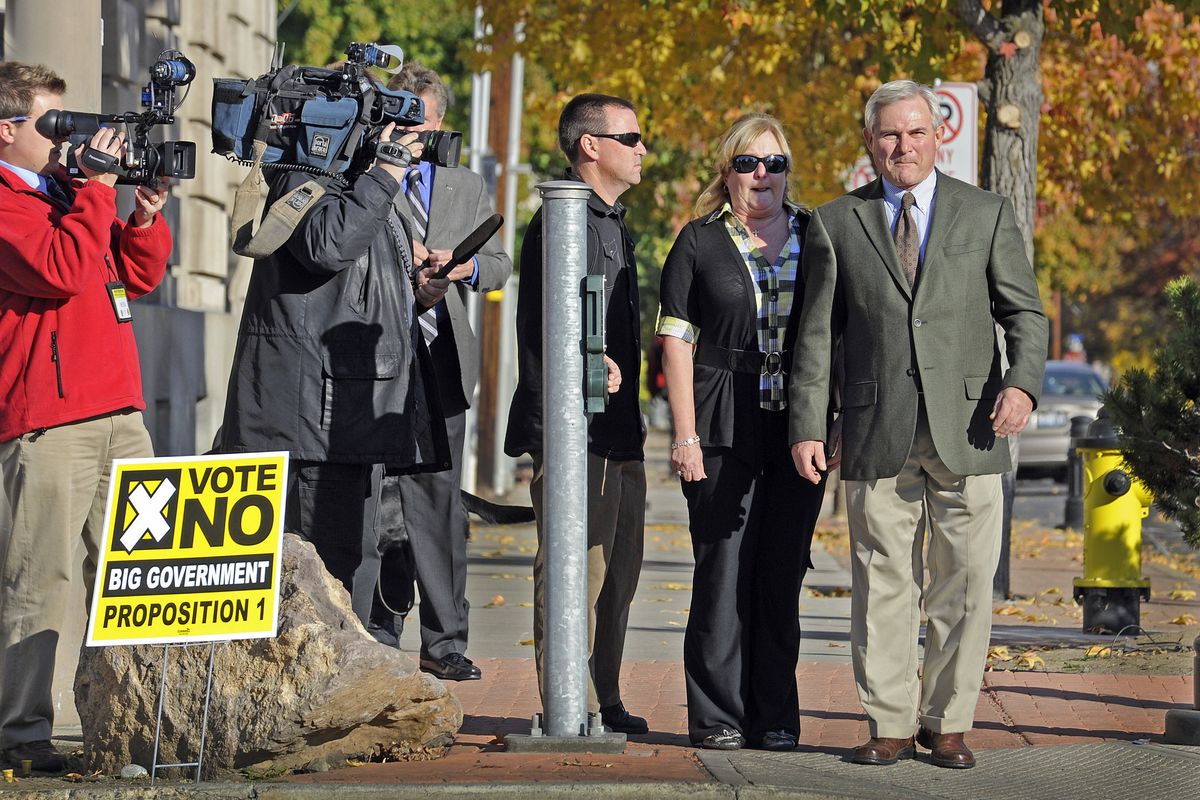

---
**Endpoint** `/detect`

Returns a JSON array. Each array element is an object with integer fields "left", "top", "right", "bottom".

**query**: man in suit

[
  {"left": 789, "top": 80, "right": 1048, "bottom": 769},
  {"left": 372, "top": 61, "right": 512, "bottom": 681}
]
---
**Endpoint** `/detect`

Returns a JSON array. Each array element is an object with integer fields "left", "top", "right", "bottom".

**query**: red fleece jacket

[{"left": 0, "top": 165, "right": 172, "bottom": 441}]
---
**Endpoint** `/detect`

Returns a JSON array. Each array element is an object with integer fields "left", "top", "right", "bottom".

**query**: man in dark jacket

[
  {"left": 504, "top": 93, "right": 648, "bottom": 735},
  {"left": 218, "top": 121, "right": 447, "bottom": 627},
  {"left": 0, "top": 61, "right": 172, "bottom": 773}
]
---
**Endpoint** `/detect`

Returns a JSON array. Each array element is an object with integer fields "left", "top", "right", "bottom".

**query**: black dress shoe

[
  {"left": 699, "top": 729, "right": 745, "bottom": 750},
  {"left": 3, "top": 740, "right": 67, "bottom": 772},
  {"left": 758, "top": 730, "right": 798, "bottom": 751},
  {"left": 600, "top": 702, "right": 648, "bottom": 734},
  {"left": 419, "top": 652, "right": 481, "bottom": 681}
]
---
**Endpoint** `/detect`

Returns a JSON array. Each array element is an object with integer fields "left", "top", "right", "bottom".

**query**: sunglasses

[
  {"left": 589, "top": 131, "right": 643, "bottom": 148},
  {"left": 0, "top": 116, "right": 30, "bottom": 124},
  {"left": 731, "top": 154, "right": 789, "bottom": 174}
]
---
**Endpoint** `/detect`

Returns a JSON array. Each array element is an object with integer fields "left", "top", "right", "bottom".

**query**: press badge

[{"left": 106, "top": 281, "right": 132, "bottom": 323}]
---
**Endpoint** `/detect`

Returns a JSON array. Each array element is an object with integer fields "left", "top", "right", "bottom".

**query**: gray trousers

[
  {"left": 394, "top": 410, "right": 469, "bottom": 659},
  {"left": 0, "top": 411, "right": 152, "bottom": 748},
  {"left": 531, "top": 452, "right": 646, "bottom": 712}
]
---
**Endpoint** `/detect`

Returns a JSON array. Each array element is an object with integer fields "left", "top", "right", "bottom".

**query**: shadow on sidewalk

[{"left": 987, "top": 684, "right": 1180, "bottom": 711}]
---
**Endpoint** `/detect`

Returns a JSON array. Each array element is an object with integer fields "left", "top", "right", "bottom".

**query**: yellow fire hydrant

[{"left": 1071, "top": 410, "right": 1152, "bottom": 633}]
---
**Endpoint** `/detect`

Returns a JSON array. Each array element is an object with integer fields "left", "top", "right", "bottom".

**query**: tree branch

[{"left": 955, "top": 0, "right": 1008, "bottom": 51}]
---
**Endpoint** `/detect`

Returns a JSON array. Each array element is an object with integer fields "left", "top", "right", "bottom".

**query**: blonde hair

[{"left": 694, "top": 113, "right": 792, "bottom": 219}]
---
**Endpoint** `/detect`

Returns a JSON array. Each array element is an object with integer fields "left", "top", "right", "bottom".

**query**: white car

[{"left": 1018, "top": 360, "right": 1108, "bottom": 480}]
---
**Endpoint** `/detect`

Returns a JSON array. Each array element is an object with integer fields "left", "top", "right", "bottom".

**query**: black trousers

[
  {"left": 682, "top": 410, "right": 825, "bottom": 743},
  {"left": 285, "top": 460, "right": 384, "bottom": 626}
]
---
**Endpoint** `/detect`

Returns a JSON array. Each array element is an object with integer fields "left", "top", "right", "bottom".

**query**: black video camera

[
  {"left": 37, "top": 50, "right": 197, "bottom": 186},
  {"left": 212, "top": 42, "right": 462, "bottom": 175}
]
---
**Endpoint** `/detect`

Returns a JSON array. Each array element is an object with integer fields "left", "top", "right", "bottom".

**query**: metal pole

[
  {"left": 539, "top": 181, "right": 592, "bottom": 738},
  {"left": 491, "top": 28, "right": 524, "bottom": 496}
]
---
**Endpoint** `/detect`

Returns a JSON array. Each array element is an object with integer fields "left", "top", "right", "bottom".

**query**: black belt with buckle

[{"left": 695, "top": 343, "right": 791, "bottom": 376}]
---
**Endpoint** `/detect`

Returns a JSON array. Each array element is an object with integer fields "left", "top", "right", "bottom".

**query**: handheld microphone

[{"left": 433, "top": 213, "right": 503, "bottom": 279}]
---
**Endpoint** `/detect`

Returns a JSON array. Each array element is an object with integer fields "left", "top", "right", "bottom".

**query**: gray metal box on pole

[{"left": 505, "top": 180, "right": 624, "bottom": 754}]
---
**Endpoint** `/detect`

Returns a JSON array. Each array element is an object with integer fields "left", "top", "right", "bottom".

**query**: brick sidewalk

[{"left": 282, "top": 658, "right": 1193, "bottom": 786}]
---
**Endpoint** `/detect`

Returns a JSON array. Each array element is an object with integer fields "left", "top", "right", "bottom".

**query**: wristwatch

[{"left": 374, "top": 140, "right": 413, "bottom": 169}]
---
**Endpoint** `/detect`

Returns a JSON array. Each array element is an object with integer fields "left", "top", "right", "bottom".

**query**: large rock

[{"left": 75, "top": 534, "right": 461, "bottom": 776}]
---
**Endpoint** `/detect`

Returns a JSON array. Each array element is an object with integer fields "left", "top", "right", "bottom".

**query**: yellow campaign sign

[{"left": 86, "top": 452, "right": 289, "bottom": 647}]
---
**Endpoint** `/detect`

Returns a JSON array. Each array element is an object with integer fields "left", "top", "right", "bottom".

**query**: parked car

[{"left": 1018, "top": 360, "right": 1109, "bottom": 480}]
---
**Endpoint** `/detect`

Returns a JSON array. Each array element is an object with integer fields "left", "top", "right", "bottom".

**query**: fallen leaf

[
  {"left": 1169, "top": 614, "right": 1198, "bottom": 625},
  {"left": 1085, "top": 645, "right": 1112, "bottom": 658},
  {"left": 518, "top": 639, "right": 534, "bottom": 646},
  {"left": 996, "top": 606, "right": 1023, "bottom": 616},
  {"left": 517, "top": 602, "right": 533, "bottom": 608},
  {"left": 1041, "top": 587, "right": 1062, "bottom": 596},
  {"left": 661, "top": 582, "right": 692, "bottom": 591},
  {"left": 1015, "top": 651, "right": 1046, "bottom": 670},
  {"left": 987, "top": 645, "right": 1012, "bottom": 661},
  {"left": 1170, "top": 589, "right": 1197, "bottom": 601}
]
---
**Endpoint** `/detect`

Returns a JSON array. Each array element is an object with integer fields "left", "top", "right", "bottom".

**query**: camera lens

[{"left": 150, "top": 57, "right": 196, "bottom": 86}]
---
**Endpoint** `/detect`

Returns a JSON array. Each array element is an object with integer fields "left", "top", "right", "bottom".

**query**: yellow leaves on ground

[
  {"left": 807, "top": 587, "right": 852, "bottom": 598},
  {"left": 996, "top": 606, "right": 1024, "bottom": 616},
  {"left": 1085, "top": 644, "right": 1113, "bottom": 658},
  {"left": 986, "top": 647, "right": 1046, "bottom": 671},
  {"left": 518, "top": 639, "right": 534, "bottom": 647},
  {"left": 987, "top": 645, "right": 1013, "bottom": 662},
  {"left": 1169, "top": 614, "right": 1198, "bottom": 625},
  {"left": 660, "top": 582, "right": 692, "bottom": 591},
  {"left": 1169, "top": 588, "right": 1197, "bottom": 601}
]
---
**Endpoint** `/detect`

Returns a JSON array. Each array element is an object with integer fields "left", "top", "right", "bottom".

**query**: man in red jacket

[{"left": 0, "top": 61, "right": 171, "bottom": 773}]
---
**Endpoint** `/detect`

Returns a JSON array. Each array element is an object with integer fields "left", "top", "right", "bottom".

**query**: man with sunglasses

[
  {"left": 0, "top": 61, "right": 172, "bottom": 773},
  {"left": 789, "top": 80, "right": 1047, "bottom": 769},
  {"left": 505, "top": 93, "right": 649, "bottom": 735}
]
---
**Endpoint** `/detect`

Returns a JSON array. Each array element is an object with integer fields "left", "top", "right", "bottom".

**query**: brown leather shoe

[
  {"left": 850, "top": 736, "right": 915, "bottom": 765},
  {"left": 916, "top": 727, "right": 975, "bottom": 769}
]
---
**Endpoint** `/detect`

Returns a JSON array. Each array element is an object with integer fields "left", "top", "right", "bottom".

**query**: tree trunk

[{"left": 977, "top": 0, "right": 1044, "bottom": 266}]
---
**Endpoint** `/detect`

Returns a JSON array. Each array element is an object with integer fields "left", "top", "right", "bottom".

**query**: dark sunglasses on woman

[{"left": 731, "top": 154, "right": 789, "bottom": 174}]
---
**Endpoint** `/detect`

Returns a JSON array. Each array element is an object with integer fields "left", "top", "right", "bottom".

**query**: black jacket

[
  {"left": 658, "top": 207, "right": 811, "bottom": 468},
  {"left": 505, "top": 185, "right": 643, "bottom": 461},
  {"left": 218, "top": 166, "right": 447, "bottom": 469}
]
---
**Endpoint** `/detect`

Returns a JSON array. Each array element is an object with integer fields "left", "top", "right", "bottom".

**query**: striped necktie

[{"left": 405, "top": 168, "right": 438, "bottom": 344}]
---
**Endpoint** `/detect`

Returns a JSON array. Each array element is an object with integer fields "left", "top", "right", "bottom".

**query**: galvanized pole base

[{"left": 505, "top": 713, "right": 627, "bottom": 753}]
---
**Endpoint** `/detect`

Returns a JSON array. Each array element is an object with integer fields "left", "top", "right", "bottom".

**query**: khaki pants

[
  {"left": 0, "top": 412, "right": 152, "bottom": 748},
  {"left": 531, "top": 452, "right": 645, "bottom": 712},
  {"left": 845, "top": 406, "right": 1002, "bottom": 738}
]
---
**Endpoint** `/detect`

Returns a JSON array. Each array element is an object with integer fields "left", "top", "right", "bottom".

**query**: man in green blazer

[{"left": 789, "top": 80, "right": 1048, "bottom": 770}]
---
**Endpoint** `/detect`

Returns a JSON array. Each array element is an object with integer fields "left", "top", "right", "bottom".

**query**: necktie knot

[
  {"left": 901, "top": 191, "right": 916, "bottom": 212},
  {"left": 406, "top": 167, "right": 422, "bottom": 187}
]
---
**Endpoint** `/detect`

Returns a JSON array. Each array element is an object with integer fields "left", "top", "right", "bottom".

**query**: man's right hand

[
  {"left": 791, "top": 440, "right": 826, "bottom": 485},
  {"left": 412, "top": 239, "right": 430, "bottom": 267},
  {"left": 77, "top": 127, "right": 126, "bottom": 186},
  {"left": 374, "top": 123, "right": 423, "bottom": 182}
]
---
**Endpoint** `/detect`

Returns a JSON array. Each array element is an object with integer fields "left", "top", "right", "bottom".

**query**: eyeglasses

[
  {"left": 731, "top": 154, "right": 789, "bottom": 174},
  {"left": 0, "top": 116, "right": 30, "bottom": 124},
  {"left": 589, "top": 131, "right": 643, "bottom": 148}
]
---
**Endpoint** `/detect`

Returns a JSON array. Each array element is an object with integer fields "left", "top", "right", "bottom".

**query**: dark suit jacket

[
  {"left": 658, "top": 207, "right": 810, "bottom": 467},
  {"left": 396, "top": 164, "right": 512, "bottom": 409},
  {"left": 788, "top": 172, "right": 1048, "bottom": 480}
]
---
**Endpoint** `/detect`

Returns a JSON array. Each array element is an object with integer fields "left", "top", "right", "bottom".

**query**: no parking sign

[{"left": 934, "top": 81, "right": 978, "bottom": 185}]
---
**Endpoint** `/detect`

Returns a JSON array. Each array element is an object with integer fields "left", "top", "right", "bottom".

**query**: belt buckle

[{"left": 762, "top": 351, "right": 784, "bottom": 377}]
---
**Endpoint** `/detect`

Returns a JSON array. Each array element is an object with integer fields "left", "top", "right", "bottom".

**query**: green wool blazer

[{"left": 788, "top": 172, "right": 1049, "bottom": 481}]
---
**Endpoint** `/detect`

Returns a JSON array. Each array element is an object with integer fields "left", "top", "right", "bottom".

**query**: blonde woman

[{"left": 658, "top": 114, "right": 830, "bottom": 751}]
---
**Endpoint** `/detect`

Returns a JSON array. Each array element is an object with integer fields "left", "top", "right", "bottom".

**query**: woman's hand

[{"left": 671, "top": 438, "right": 706, "bottom": 482}]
